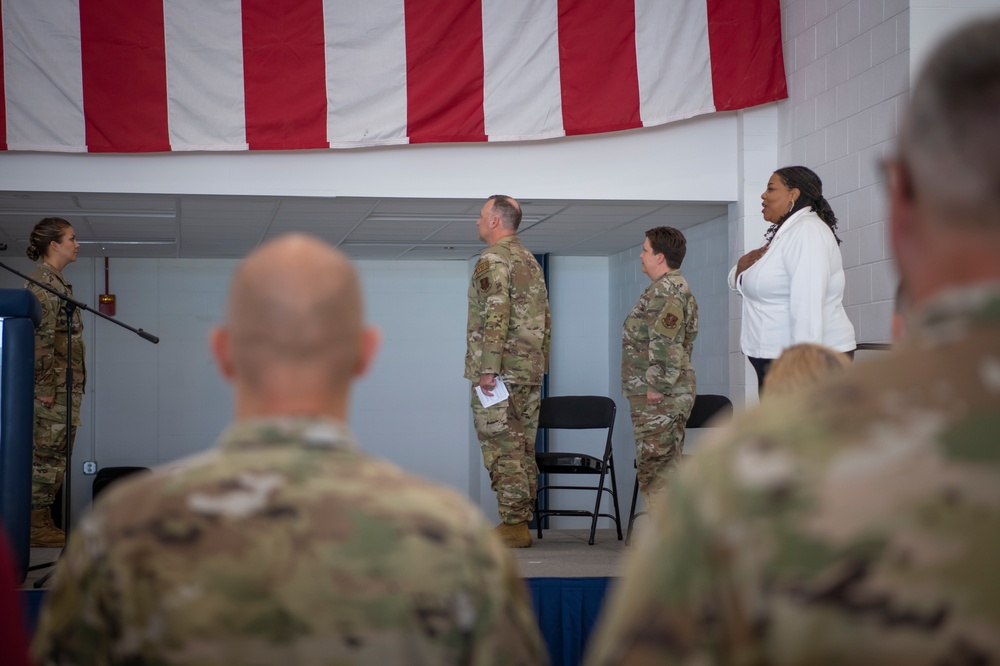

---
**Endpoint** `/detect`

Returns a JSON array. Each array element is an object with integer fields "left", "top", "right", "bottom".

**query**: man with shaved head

[
  {"left": 33, "top": 235, "right": 547, "bottom": 665},
  {"left": 466, "top": 195, "right": 551, "bottom": 548}
]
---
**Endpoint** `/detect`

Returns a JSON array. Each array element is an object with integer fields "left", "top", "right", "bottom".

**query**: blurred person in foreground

[
  {"left": 761, "top": 342, "right": 851, "bottom": 399},
  {"left": 892, "top": 281, "right": 910, "bottom": 343},
  {"left": 33, "top": 235, "right": 547, "bottom": 665},
  {"left": 586, "top": 15, "right": 1000, "bottom": 665},
  {"left": 0, "top": 525, "right": 32, "bottom": 666}
]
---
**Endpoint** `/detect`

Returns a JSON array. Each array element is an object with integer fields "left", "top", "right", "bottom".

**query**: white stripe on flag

[
  {"left": 2, "top": 1, "right": 86, "bottom": 151},
  {"left": 324, "top": 0, "right": 409, "bottom": 148},
  {"left": 164, "top": 0, "right": 248, "bottom": 151},
  {"left": 482, "top": 0, "right": 563, "bottom": 141},
  {"left": 634, "top": 0, "right": 715, "bottom": 126}
]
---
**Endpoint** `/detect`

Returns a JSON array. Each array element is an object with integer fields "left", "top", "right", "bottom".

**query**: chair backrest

[
  {"left": 538, "top": 396, "right": 616, "bottom": 431},
  {"left": 686, "top": 394, "right": 734, "bottom": 429},
  {"left": 92, "top": 466, "right": 152, "bottom": 502}
]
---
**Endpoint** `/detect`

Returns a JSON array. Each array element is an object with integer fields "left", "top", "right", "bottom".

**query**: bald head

[{"left": 215, "top": 235, "right": 376, "bottom": 418}]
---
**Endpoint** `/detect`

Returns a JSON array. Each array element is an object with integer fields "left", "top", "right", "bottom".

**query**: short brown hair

[{"left": 645, "top": 227, "right": 686, "bottom": 269}]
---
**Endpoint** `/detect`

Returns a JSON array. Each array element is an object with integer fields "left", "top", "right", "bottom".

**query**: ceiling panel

[
  {"left": 552, "top": 203, "right": 662, "bottom": 217},
  {"left": 346, "top": 220, "right": 450, "bottom": 241},
  {"left": 423, "top": 221, "right": 479, "bottom": 243},
  {"left": 263, "top": 222, "right": 358, "bottom": 240},
  {"left": 0, "top": 192, "right": 733, "bottom": 260},
  {"left": 86, "top": 216, "right": 177, "bottom": 237},
  {"left": 398, "top": 245, "right": 481, "bottom": 260},
  {"left": 372, "top": 199, "right": 478, "bottom": 215},
  {"left": 338, "top": 243, "right": 417, "bottom": 260},
  {"left": 0, "top": 192, "right": 81, "bottom": 213},
  {"left": 73, "top": 194, "right": 176, "bottom": 212}
]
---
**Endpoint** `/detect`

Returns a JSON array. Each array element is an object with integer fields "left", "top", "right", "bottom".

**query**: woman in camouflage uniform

[{"left": 25, "top": 217, "right": 85, "bottom": 548}]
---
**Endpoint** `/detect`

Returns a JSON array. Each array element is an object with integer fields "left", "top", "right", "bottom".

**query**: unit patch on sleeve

[{"left": 653, "top": 302, "right": 684, "bottom": 339}]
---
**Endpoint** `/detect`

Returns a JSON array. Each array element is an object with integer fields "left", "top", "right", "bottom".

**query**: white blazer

[{"left": 728, "top": 207, "right": 856, "bottom": 359}]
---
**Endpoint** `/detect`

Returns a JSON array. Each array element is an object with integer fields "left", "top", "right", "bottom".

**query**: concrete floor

[
  {"left": 22, "top": 547, "right": 60, "bottom": 590},
  {"left": 25, "top": 528, "right": 639, "bottom": 589},
  {"left": 513, "top": 528, "right": 632, "bottom": 578}
]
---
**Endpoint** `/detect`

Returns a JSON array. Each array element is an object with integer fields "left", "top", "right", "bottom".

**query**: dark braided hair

[
  {"left": 26, "top": 217, "right": 72, "bottom": 262},
  {"left": 763, "top": 166, "right": 842, "bottom": 245}
]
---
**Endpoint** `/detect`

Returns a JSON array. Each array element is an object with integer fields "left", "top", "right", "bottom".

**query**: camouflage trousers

[
  {"left": 471, "top": 383, "right": 541, "bottom": 525},
  {"left": 32, "top": 392, "right": 81, "bottom": 511},
  {"left": 628, "top": 393, "right": 694, "bottom": 505}
]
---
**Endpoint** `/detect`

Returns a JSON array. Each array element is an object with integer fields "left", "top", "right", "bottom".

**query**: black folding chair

[
  {"left": 534, "top": 396, "right": 622, "bottom": 545},
  {"left": 625, "top": 393, "right": 733, "bottom": 544}
]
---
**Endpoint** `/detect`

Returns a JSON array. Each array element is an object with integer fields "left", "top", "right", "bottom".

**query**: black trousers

[
  {"left": 748, "top": 356, "right": 773, "bottom": 392},
  {"left": 749, "top": 349, "right": 855, "bottom": 394}
]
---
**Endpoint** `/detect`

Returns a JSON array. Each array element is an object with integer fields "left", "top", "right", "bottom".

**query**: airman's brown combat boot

[
  {"left": 495, "top": 521, "right": 532, "bottom": 548},
  {"left": 30, "top": 508, "right": 65, "bottom": 548}
]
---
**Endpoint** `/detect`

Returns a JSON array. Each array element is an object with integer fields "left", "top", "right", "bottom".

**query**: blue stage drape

[
  {"left": 23, "top": 577, "right": 613, "bottom": 664},
  {"left": 527, "top": 577, "right": 611, "bottom": 666}
]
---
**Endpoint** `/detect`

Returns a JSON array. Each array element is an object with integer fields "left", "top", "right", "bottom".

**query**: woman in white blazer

[{"left": 729, "top": 166, "right": 856, "bottom": 391}]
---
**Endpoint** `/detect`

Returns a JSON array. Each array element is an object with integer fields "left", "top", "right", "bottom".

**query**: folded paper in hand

[{"left": 475, "top": 376, "right": 509, "bottom": 407}]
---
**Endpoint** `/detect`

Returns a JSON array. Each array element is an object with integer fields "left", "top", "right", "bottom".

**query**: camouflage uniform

[
  {"left": 32, "top": 417, "right": 548, "bottom": 666},
  {"left": 28, "top": 262, "right": 86, "bottom": 511},
  {"left": 621, "top": 270, "right": 697, "bottom": 501},
  {"left": 465, "top": 236, "right": 551, "bottom": 525},
  {"left": 587, "top": 284, "right": 1000, "bottom": 665}
]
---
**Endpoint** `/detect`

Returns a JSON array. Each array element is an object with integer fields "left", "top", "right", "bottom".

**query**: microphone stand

[{"left": 0, "top": 260, "right": 158, "bottom": 588}]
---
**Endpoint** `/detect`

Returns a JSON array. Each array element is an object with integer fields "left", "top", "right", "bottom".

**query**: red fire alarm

[
  {"left": 99, "top": 294, "right": 116, "bottom": 316},
  {"left": 99, "top": 258, "right": 116, "bottom": 316}
]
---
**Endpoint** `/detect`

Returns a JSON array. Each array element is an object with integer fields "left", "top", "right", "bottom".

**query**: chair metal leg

[
  {"left": 608, "top": 457, "right": 623, "bottom": 540},
  {"left": 625, "top": 475, "right": 640, "bottom": 545},
  {"left": 588, "top": 470, "right": 605, "bottom": 546},
  {"left": 534, "top": 494, "right": 543, "bottom": 539}
]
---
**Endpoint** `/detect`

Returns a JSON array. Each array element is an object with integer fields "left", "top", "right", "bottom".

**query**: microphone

[{"left": 138, "top": 329, "right": 160, "bottom": 344}]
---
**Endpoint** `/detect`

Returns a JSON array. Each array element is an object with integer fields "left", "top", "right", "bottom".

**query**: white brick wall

[
  {"left": 779, "top": 0, "right": 908, "bottom": 345},
  {"left": 681, "top": 216, "right": 730, "bottom": 399},
  {"left": 730, "top": 106, "right": 781, "bottom": 405}
]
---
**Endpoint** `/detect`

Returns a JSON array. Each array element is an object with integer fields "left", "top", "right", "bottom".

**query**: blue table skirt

[
  {"left": 23, "top": 577, "right": 613, "bottom": 666},
  {"left": 527, "top": 577, "right": 612, "bottom": 666}
]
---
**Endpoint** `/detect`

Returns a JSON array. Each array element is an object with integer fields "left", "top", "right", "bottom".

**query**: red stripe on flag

[
  {"left": 707, "top": 0, "right": 788, "bottom": 111},
  {"left": 404, "top": 0, "right": 486, "bottom": 144},
  {"left": 557, "top": 0, "right": 641, "bottom": 136},
  {"left": 241, "top": 0, "right": 328, "bottom": 150},
  {"left": 0, "top": 8, "right": 6, "bottom": 151},
  {"left": 79, "top": 0, "right": 170, "bottom": 152}
]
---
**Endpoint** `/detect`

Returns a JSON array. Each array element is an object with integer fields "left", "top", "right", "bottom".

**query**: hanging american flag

[{"left": 0, "top": 0, "right": 786, "bottom": 153}]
